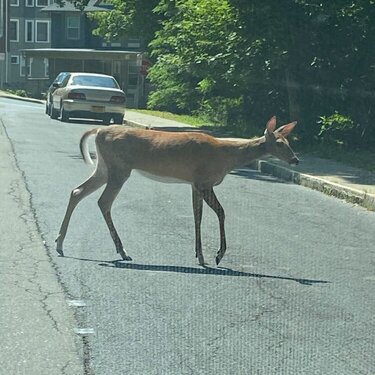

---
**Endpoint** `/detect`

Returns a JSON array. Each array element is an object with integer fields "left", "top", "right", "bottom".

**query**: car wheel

[
  {"left": 60, "top": 105, "right": 70, "bottom": 122},
  {"left": 50, "top": 105, "right": 59, "bottom": 119},
  {"left": 102, "top": 115, "right": 112, "bottom": 125},
  {"left": 113, "top": 114, "right": 124, "bottom": 124}
]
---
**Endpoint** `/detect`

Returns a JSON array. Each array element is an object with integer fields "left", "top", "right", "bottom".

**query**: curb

[
  {"left": 124, "top": 119, "right": 152, "bottom": 129},
  {"left": 125, "top": 118, "right": 375, "bottom": 212},
  {"left": 0, "top": 91, "right": 45, "bottom": 104}
]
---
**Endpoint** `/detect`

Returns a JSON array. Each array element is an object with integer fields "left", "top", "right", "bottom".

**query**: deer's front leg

[
  {"left": 201, "top": 188, "right": 226, "bottom": 265},
  {"left": 192, "top": 187, "right": 205, "bottom": 266}
]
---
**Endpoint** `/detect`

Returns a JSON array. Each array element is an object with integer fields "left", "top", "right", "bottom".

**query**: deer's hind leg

[
  {"left": 200, "top": 188, "right": 226, "bottom": 265},
  {"left": 56, "top": 164, "right": 107, "bottom": 256},
  {"left": 98, "top": 167, "right": 132, "bottom": 260},
  {"left": 192, "top": 186, "right": 205, "bottom": 266}
]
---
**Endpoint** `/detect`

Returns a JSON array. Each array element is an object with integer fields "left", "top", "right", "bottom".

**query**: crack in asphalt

[
  {"left": 8, "top": 178, "right": 62, "bottom": 332},
  {"left": 1, "top": 121, "right": 88, "bottom": 374},
  {"left": 70, "top": 267, "right": 95, "bottom": 375}
]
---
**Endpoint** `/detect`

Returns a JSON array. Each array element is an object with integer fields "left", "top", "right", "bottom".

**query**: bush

[
  {"left": 4, "top": 89, "right": 29, "bottom": 97},
  {"left": 197, "top": 96, "right": 244, "bottom": 126},
  {"left": 317, "top": 112, "right": 358, "bottom": 148}
]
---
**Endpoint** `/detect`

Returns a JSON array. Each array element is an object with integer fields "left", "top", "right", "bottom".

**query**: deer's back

[{"left": 96, "top": 126, "right": 238, "bottom": 185}]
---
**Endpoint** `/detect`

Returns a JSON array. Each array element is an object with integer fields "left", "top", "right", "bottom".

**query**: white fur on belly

[{"left": 135, "top": 170, "right": 189, "bottom": 184}]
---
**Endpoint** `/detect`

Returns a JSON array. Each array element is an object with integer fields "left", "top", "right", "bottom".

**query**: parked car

[{"left": 48, "top": 72, "right": 126, "bottom": 124}]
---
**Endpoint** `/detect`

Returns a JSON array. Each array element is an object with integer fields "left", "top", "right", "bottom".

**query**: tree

[
  {"left": 148, "top": 0, "right": 244, "bottom": 117},
  {"left": 88, "top": 0, "right": 160, "bottom": 45}
]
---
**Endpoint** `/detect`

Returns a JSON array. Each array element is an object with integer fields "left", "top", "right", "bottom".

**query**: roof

[
  {"left": 21, "top": 48, "right": 142, "bottom": 61},
  {"left": 41, "top": 0, "right": 107, "bottom": 13}
]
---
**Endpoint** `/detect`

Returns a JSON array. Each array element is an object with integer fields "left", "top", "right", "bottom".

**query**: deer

[{"left": 56, "top": 116, "right": 298, "bottom": 266}]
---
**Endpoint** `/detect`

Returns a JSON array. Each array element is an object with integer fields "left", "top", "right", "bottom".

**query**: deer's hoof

[
  {"left": 215, "top": 256, "right": 221, "bottom": 265},
  {"left": 55, "top": 236, "right": 64, "bottom": 256},
  {"left": 119, "top": 252, "right": 132, "bottom": 261},
  {"left": 198, "top": 257, "right": 207, "bottom": 267},
  {"left": 56, "top": 246, "right": 64, "bottom": 257}
]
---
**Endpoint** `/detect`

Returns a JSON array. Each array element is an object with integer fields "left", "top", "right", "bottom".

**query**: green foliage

[
  {"left": 197, "top": 97, "right": 244, "bottom": 126},
  {"left": 148, "top": 0, "right": 258, "bottom": 123},
  {"left": 317, "top": 113, "right": 358, "bottom": 147},
  {"left": 88, "top": 0, "right": 160, "bottom": 44},
  {"left": 4, "top": 89, "right": 29, "bottom": 97}
]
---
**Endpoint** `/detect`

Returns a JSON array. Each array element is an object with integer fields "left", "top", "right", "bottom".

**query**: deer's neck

[
  {"left": 219, "top": 136, "right": 267, "bottom": 173},
  {"left": 245, "top": 136, "right": 267, "bottom": 163},
  {"left": 226, "top": 136, "right": 267, "bottom": 168}
]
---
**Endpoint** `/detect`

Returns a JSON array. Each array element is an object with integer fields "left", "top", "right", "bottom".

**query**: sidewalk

[{"left": 124, "top": 110, "right": 375, "bottom": 211}]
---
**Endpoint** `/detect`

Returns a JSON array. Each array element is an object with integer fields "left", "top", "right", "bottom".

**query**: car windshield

[{"left": 70, "top": 75, "right": 119, "bottom": 88}]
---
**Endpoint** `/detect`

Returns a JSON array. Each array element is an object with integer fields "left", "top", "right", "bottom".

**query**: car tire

[
  {"left": 50, "top": 105, "right": 59, "bottom": 119},
  {"left": 102, "top": 115, "right": 112, "bottom": 125},
  {"left": 60, "top": 105, "right": 70, "bottom": 122},
  {"left": 113, "top": 114, "right": 124, "bottom": 124}
]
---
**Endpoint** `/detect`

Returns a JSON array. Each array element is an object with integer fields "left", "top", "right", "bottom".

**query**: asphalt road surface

[{"left": 1, "top": 97, "right": 375, "bottom": 375}]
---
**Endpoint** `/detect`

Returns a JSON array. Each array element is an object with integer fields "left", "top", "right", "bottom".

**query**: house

[
  {"left": 0, "top": 0, "right": 51, "bottom": 91},
  {"left": 1, "top": 0, "right": 148, "bottom": 107},
  {"left": 0, "top": 0, "right": 6, "bottom": 81}
]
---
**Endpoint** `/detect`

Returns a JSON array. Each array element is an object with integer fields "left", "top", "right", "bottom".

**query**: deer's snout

[{"left": 290, "top": 156, "right": 299, "bottom": 166}]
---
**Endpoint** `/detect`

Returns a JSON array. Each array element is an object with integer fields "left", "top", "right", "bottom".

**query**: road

[{"left": 1, "top": 97, "right": 375, "bottom": 375}]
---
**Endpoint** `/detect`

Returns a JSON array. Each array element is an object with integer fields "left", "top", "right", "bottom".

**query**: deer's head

[{"left": 264, "top": 116, "right": 299, "bottom": 165}]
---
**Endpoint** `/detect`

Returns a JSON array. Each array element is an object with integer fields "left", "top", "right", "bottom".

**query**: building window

[
  {"left": 128, "top": 61, "right": 139, "bottom": 88},
  {"left": 9, "top": 19, "right": 19, "bottom": 42},
  {"left": 25, "top": 20, "right": 34, "bottom": 42},
  {"left": 44, "top": 58, "right": 49, "bottom": 77},
  {"left": 127, "top": 37, "right": 141, "bottom": 48},
  {"left": 11, "top": 55, "right": 20, "bottom": 64},
  {"left": 35, "top": 20, "right": 50, "bottom": 42},
  {"left": 20, "top": 56, "right": 32, "bottom": 77},
  {"left": 66, "top": 15, "right": 80, "bottom": 40},
  {"left": 0, "top": 0, "right": 2, "bottom": 38},
  {"left": 36, "top": 0, "right": 48, "bottom": 6},
  {"left": 26, "top": 0, "right": 34, "bottom": 7},
  {"left": 10, "top": 0, "right": 20, "bottom": 7}
]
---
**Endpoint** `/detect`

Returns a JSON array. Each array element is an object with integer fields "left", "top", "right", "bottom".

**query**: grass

[{"left": 131, "top": 109, "right": 212, "bottom": 127}]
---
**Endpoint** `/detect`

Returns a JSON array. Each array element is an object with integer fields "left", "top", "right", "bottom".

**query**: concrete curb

[
  {"left": 0, "top": 91, "right": 45, "bottom": 104},
  {"left": 124, "top": 119, "right": 151, "bottom": 128},
  {"left": 125, "top": 118, "right": 375, "bottom": 212}
]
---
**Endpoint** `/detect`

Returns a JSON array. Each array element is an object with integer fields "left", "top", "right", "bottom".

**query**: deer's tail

[{"left": 79, "top": 128, "right": 100, "bottom": 165}]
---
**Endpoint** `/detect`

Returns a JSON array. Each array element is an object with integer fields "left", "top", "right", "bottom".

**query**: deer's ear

[
  {"left": 264, "top": 116, "right": 277, "bottom": 138},
  {"left": 276, "top": 121, "right": 297, "bottom": 137}
]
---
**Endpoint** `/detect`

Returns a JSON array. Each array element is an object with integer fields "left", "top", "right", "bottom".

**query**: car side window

[
  {"left": 55, "top": 73, "right": 68, "bottom": 85},
  {"left": 60, "top": 75, "right": 71, "bottom": 88}
]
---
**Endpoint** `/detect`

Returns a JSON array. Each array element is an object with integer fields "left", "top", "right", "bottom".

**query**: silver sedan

[{"left": 49, "top": 72, "right": 126, "bottom": 124}]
